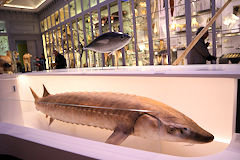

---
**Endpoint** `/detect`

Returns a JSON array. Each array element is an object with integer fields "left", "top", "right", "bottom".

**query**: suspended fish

[{"left": 84, "top": 32, "right": 131, "bottom": 54}]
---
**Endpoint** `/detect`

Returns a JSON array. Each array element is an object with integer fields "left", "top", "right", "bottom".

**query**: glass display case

[{"left": 0, "top": 65, "right": 239, "bottom": 158}]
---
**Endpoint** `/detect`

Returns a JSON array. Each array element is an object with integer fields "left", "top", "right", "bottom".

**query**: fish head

[
  {"left": 157, "top": 114, "right": 214, "bottom": 144},
  {"left": 108, "top": 32, "right": 131, "bottom": 49}
]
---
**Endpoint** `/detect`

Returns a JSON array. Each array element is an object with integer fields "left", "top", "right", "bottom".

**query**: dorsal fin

[
  {"left": 43, "top": 84, "right": 50, "bottom": 97},
  {"left": 29, "top": 87, "right": 39, "bottom": 101}
]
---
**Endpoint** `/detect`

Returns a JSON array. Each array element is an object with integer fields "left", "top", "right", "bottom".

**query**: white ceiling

[{"left": 0, "top": 0, "right": 53, "bottom": 12}]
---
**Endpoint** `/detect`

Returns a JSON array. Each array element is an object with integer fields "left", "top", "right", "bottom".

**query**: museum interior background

[{"left": 0, "top": 0, "right": 240, "bottom": 70}]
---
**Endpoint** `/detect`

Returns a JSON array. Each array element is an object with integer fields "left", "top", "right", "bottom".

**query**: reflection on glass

[
  {"left": 99, "top": 0, "right": 105, "bottom": 3},
  {"left": 82, "top": 0, "right": 89, "bottom": 11},
  {"left": 134, "top": 0, "right": 149, "bottom": 66},
  {"left": 55, "top": 11, "right": 60, "bottom": 25},
  {"left": 51, "top": 14, "right": 55, "bottom": 27},
  {"left": 72, "top": 20, "right": 80, "bottom": 67},
  {"left": 42, "top": 34, "right": 49, "bottom": 69},
  {"left": 76, "top": 0, "right": 82, "bottom": 14},
  {"left": 47, "top": 16, "right": 51, "bottom": 29},
  {"left": 60, "top": 8, "right": 64, "bottom": 22},
  {"left": 77, "top": 18, "right": 85, "bottom": 67},
  {"left": 70, "top": 0, "right": 76, "bottom": 17},
  {"left": 90, "top": 0, "right": 97, "bottom": 7},
  {"left": 64, "top": 4, "right": 69, "bottom": 20},
  {"left": 122, "top": 0, "right": 135, "bottom": 66},
  {"left": 66, "top": 23, "right": 74, "bottom": 68}
]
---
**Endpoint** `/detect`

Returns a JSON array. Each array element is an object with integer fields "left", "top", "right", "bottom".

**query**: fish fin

[
  {"left": 29, "top": 87, "right": 39, "bottom": 101},
  {"left": 43, "top": 84, "right": 50, "bottom": 97},
  {"left": 49, "top": 118, "right": 54, "bottom": 126},
  {"left": 96, "top": 39, "right": 110, "bottom": 44},
  {"left": 105, "top": 129, "right": 130, "bottom": 145}
]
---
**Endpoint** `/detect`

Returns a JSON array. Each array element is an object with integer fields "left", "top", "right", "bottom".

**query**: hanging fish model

[
  {"left": 83, "top": 32, "right": 131, "bottom": 54},
  {"left": 30, "top": 85, "right": 214, "bottom": 145}
]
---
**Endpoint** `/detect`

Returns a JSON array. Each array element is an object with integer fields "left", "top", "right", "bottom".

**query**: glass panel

[
  {"left": 47, "top": 16, "right": 51, "bottom": 29},
  {"left": 64, "top": 4, "right": 69, "bottom": 20},
  {"left": 67, "top": 23, "right": 74, "bottom": 68},
  {"left": 92, "top": 10, "right": 101, "bottom": 67},
  {"left": 40, "top": 20, "right": 44, "bottom": 32},
  {"left": 122, "top": 0, "right": 135, "bottom": 66},
  {"left": 53, "top": 29, "right": 57, "bottom": 51},
  {"left": 44, "top": 18, "right": 48, "bottom": 30},
  {"left": 55, "top": 11, "right": 60, "bottom": 25},
  {"left": 0, "top": 36, "right": 9, "bottom": 56},
  {"left": 51, "top": 14, "right": 55, "bottom": 27},
  {"left": 85, "top": 14, "right": 94, "bottom": 67},
  {"left": 70, "top": 0, "right": 76, "bottom": 17},
  {"left": 0, "top": 21, "right": 7, "bottom": 33},
  {"left": 109, "top": 1, "right": 120, "bottom": 66},
  {"left": 99, "top": 0, "right": 105, "bottom": 3},
  {"left": 57, "top": 27, "right": 62, "bottom": 53},
  {"left": 151, "top": 0, "right": 168, "bottom": 65},
  {"left": 76, "top": 0, "right": 82, "bottom": 14},
  {"left": 49, "top": 31, "right": 55, "bottom": 65},
  {"left": 101, "top": 6, "right": 109, "bottom": 34},
  {"left": 77, "top": 18, "right": 85, "bottom": 67},
  {"left": 169, "top": 0, "right": 186, "bottom": 65},
  {"left": 62, "top": 25, "right": 69, "bottom": 67},
  {"left": 90, "top": 0, "right": 97, "bottom": 8},
  {"left": 110, "top": 1, "right": 119, "bottom": 32},
  {"left": 42, "top": 34, "right": 49, "bottom": 69},
  {"left": 82, "top": 0, "right": 89, "bottom": 11},
  {"left": 134, "top": 0, "right": 149, "bottom": 66},
  {"left": 191, "top": 0, "right": 212, "bottom": 64},
  {"left": 60, "top": 8, "right": 65, "bottom": 22},
  {"left": 72, "top": 20, "right": 80, "bottom": 67}
]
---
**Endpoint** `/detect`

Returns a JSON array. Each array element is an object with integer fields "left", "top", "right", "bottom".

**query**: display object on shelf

[
  {"left": 29, "top": 85, "right": 214, "bottom": 145},
  {"left": 221, "top": 53, "right": 240, "bottom": 64}
]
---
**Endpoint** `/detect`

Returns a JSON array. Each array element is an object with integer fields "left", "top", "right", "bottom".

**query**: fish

[
  {"left": 30, "top": 85, "right": 214, "bottom": 145},
  {"left": 83, "top": 32, "right": 131, "bottom": 54}
]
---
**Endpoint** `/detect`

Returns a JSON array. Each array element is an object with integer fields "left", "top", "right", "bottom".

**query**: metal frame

[
  {"left": 164, "top": 0, "right": 171, "bottom": 65},
  {"left": 185, "top": 0, "right": 192, "bottom": 46},
  {"left": 211, "top": 0, "right": 217, "bottom": 63},
  {"left": 146, "top": 0, "right": 154, "bottom": 65}
]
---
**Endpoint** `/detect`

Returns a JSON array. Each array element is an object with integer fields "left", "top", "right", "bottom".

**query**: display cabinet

[{"left": 0, "top": 65, "right": 239, "bottom": 159}]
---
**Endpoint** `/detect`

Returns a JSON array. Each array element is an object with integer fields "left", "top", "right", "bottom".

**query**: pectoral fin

[{"left": 105, "top": 129, "right": 130, "bottom": 145}]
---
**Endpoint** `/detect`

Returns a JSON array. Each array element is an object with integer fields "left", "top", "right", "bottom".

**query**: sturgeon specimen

[{"left": 30, "top": 85, "right": 214, "bottom": 145}]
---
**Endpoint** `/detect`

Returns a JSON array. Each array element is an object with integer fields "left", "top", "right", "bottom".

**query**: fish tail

[{"left": 29, "top": 87, "right": 39, "bottom": 101}]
